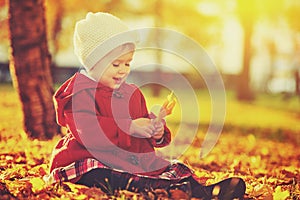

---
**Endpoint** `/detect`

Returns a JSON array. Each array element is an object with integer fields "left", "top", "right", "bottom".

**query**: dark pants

[{"left": 76, "top": 168, "right": 224, "bottom": 199}]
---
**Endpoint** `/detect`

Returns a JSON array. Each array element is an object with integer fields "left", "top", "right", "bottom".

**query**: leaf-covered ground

[{"left": 0, "top": 84, "right": 299, "bottom": 199}]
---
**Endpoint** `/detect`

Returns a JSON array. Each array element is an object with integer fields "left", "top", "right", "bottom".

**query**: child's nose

[{"left": 118, "top": 65, "right": 129, "bottom": 74}]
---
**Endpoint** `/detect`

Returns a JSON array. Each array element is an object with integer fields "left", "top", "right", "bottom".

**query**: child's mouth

[{"left": 113, "top": 77, "right": 123, "bottom": 84}]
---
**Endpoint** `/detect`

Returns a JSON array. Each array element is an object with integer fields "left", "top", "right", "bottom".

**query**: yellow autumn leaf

[
  {"left": 252, "top": 184, "right": 272, "bottom": 197},
  {"left": 30, "top": 177, "right": 45, "bottom": 193},
  {"left": 273, "top": 186, "right": 290, "bottom": 200},
  {"left": 74, "top": 194, "right": 88, "bottom": 199}
]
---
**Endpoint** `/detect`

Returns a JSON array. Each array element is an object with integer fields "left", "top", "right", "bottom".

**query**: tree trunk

[
  {"left": 152, "top": 0, "right": 163, "bottom": 97},
  {"left": 295, "top": 69, "right": 300, "bottom": 96},
  {"left": 236, "top": 0, "right": 255, "bottom": 101},
  {"left": 8, "top": 0, "right": 59, "bottom": 139}
]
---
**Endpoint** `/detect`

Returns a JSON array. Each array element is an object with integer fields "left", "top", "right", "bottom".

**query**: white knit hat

[{"left": 73, "top": 12, "right": 139, "bottom": 70}]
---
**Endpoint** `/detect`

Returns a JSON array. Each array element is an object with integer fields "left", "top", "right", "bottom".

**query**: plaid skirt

[{"left": 45, "top": 158, "right": 194, "bottom": 190}]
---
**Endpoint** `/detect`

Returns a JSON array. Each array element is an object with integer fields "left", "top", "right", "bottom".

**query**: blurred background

[
  {"left": 0, "top": 0, "right": 300, "bottom": 96},
  {"left": 0, "top": 0, "right": 300, "bottom": 141}
]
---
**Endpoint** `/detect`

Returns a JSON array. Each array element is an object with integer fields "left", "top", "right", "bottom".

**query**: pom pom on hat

[{"left": 73, "top": 12, "right": 138, "bottom": 70}]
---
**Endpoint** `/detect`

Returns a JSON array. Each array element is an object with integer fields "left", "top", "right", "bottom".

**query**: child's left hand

[{"left": 151, "top": 120, "right": 164, "bottom": 140}]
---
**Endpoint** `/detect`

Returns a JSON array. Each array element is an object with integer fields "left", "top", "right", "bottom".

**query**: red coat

[{"left": 49, "top": 72, "right": 171, "bottom": 178}]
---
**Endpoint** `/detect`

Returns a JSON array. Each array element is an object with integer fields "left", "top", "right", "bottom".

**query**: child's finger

[
  {"left": 153, "top": 121, "right": 163, "bottom": 128},
  {"left": 144, "top": 132, "right": 152, "bottom": 138},
  {"left": 153, "top": 122, "right": 163, "bottom": 130},
  {"left": 150, "top": 124, "right": 156, "bottom": 131},
  {"left": 152, "top": 130, "right": 164, "bottom": 140},
  {"left": 137, "top": 129, "right": 152, "bottom": 138},
  {"left": 155, "top": 125, "right": 163, "bottom": 131},
  {"left": 146, "top": 126, "right": 156, "bottom": 135},
  {"left": 156, "top": 126, "right": 164, "bottom": 132}
]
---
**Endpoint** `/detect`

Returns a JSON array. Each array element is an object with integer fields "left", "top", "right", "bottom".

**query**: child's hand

[
  {"left": 130, "top": 118, "right": 155, "bottom": 138},
  {"left": 151, "top": 121, "right": 164, "bottom": 140}
]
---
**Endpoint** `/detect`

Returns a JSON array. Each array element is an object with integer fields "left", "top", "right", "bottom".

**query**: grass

[{"left": 141, "top": 85, "right": 300, "bottom": 143}]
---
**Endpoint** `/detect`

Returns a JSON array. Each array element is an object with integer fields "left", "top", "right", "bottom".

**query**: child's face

[
  {"left": 96, "top": 50, "right": 134, "bottom": 89},
  {"left": 88, "top": 43, "right": 135, "bottom": 89}
]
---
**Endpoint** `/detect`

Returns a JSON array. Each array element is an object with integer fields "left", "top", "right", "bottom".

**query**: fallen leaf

[
  {"left": 252, "top": 183, "right": 272, "bottom": 197},
  {"left": 169, "top": 189, "right": 190, "bottom": 200},
  {"left": 273, "top": 186, "right": 290, "bottom": 200},
  {"left": 30, "top": 177, "right": 45, "bottom": 193}
]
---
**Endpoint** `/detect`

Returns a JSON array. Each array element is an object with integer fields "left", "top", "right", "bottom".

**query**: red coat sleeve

[{"left": 149, "top": 126, "right": 171, "bottom": 148}]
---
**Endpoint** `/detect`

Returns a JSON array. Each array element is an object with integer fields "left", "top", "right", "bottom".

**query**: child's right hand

[{"left": 129, "top": 118, "right": 155, "bottom": 138}]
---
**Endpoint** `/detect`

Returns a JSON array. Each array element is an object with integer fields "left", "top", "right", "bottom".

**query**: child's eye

[
  {"left": 125, "top": 63, "right": 131, "bottom": 67},
  {"left": 112, "top": 63, "right": 120, "bottom": 67}
]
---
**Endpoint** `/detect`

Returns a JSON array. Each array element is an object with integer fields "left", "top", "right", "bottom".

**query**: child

[{"left": 46, "top": 12, "right": 246, "bottom": 199}]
